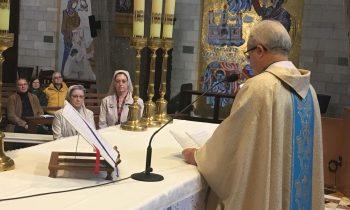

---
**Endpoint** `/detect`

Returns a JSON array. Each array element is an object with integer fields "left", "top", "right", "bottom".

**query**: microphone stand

[{"left": 131, "top": 76, "right": 238, "bottom": 182}]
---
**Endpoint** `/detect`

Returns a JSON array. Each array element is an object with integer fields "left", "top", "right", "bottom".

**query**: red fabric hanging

[{"left": 94, "top": 147, "right": 100, "bottom": 174}]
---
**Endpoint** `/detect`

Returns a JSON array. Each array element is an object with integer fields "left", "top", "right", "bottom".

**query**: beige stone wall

[
  {"left": 300, "top": 0, "right": 350, "bottom": 117},
  {"left": 18, "top": 0, "right": 58, "bottom": 71}
]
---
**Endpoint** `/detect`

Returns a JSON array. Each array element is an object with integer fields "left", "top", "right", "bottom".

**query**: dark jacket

[
  {"left": 30, "top": 88, "right": 48, "bottom": 106},
  {"left": 6, "top": 92, "right": 44, "bottom": 132}
]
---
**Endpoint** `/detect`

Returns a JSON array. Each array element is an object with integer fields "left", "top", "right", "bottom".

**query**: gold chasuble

[{"left": 195, "top": 61, "right": 324, "bottom": 210}]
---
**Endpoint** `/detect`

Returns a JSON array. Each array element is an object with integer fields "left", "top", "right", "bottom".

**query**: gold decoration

[
  {"left": 163, "top": 14, "right": 174, "bottom": 25},
  {"left": 151, "top": 13, "right": 162, "bottom": 24},
  {"left": 121, "top": 36, "right": 147, "bottom": 131},
  {"left": 154, "top": 39, "right": 173, "bottom": 124},
  {"left": 141, "top": 38, "right": 162, "bottom": 127},
  {"left": 134, "top": 10, "right": 145, "bottom": 22},
  {"left": 0, "top": 31, "right": 15, "bottom": 172}
]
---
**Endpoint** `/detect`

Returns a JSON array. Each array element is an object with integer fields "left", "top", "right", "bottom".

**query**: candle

[
  {"left": 164, "top": 0, "right": 175, "bottom": 15},
  {"left": 0, "top": 6, "right": 10, "bottom": 31},
  {"left": 162, "top": 0, "right": 176, "bottom": 39},
  {"left": 133, "top": 0, "right": 145, "bottom": 37},
  {"left": 150, "top": 0, "right": 163, "bottom": 38}
]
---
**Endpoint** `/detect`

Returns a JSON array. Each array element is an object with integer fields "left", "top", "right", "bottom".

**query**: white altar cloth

[{"left": 0, "top": 120, "right": 218, "bottom": 210}]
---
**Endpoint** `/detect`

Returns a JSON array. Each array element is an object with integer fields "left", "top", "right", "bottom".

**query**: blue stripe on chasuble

[{"left": 290, "top": 89, "right": 315, "bottom": 210}]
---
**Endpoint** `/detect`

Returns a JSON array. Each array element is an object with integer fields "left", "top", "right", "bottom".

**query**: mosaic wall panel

[{"left": 197, "top": 0, "right": 304, "bottom": 119}]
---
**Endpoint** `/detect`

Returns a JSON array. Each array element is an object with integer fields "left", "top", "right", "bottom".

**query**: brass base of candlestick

[
  {"left": 141, "top": 100, "right": 160, "bottom": 127},
  {"left": 0, "top": 32, "right": 15, "bottom": 172},
  {"left": 131, "top": 36, "right": 148, "bottom": 48},
  {"left": 155, "top": 97, "right": 172, "bottom": 124},
  {"left": 0, "top": 132, "right": 15, "bottom": 172},
  {"left": 121, "top": 101, "right": 146, "bottom": 131}
]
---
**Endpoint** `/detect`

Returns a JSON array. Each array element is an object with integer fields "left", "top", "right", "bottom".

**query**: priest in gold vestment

[{"left": 182, "top": 20, "right": 324, "bottom": 210}]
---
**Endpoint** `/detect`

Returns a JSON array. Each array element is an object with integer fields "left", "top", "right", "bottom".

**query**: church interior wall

[
  {"left": 17, "top": 0, "right": 58, "bottom": 71},
  {"left": 300, "top": 0, "right": 350, "bottom": 117},
  {"left": 6, "top": 0, "right": 350, "bottom": 197},
  {"left": 170, "top": 0, "right": 201, "bottom": 99},
  {"left": 16, "top": 0, "right": 350, "bottom": 117}
]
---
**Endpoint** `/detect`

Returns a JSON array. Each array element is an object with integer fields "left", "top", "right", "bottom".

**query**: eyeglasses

[
  {"left": 244, "top": 45, "right": 268, "bottom": 59},
  {"left": 116, "top": 79, "right": 127, "bottom": 84},
  {"left": 71, "top": 95, "right": 85, "bottom": 99},
  {"left": 17, "top": 84, "right": 28, "bottom": 87},
  {"left": 53, "top": 76, "right": 62, "bottom": 79}
]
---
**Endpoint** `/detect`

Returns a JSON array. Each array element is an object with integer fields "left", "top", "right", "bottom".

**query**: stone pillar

[
  {"left": 171, "top": 0, "right": 202, "bottom": 98},
  {"left": 91, "top": 0, "right": 115, "bottom": 93}
]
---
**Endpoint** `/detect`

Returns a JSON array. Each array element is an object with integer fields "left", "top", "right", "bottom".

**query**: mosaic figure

[
  {"left": 63, "top": 28, "right": 96, "bottom": 81},
  {"left": 207, "top": 5, "right": 246, "bottom": 47},
  {"left": 116, "top": 0, "right": 133, "bottom": 13},
  {"left": 61, "top": 0, "right": 81, "bottom": 74},
  {"left": 202, "top": 61, "right": 240, "bottom": 108},
  {"left": 252, "top": 0, "right": 291, "bottom": 31}
]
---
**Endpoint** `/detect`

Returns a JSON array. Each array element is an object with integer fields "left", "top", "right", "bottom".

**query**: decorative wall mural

[
  {"left": 203, "top": 61, "right": 241, "bottom": 108},
  {"left": 116, "top": 0, "right": 133, "bottom": 13},
  {"left": 198, "top": 0, "right": 304, "bottom": 118},
  {"left": 58, "top": 0, "right": 96, "bottom": 81}
]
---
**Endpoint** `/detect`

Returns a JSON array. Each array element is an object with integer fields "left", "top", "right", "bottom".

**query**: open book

[
  {"left": 61, "top": 101, "right": 119, "bottom": 171},
  {"left": 169, "top": 129, "right": 212, "bottom": 149}
]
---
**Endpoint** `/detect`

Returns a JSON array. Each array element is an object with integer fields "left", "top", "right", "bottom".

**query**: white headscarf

[
  {"left": 107, "top": 70, "right": 133, "bottom": 96},
  {"left": 66, "top": 84, "right": 89, "bottom": 118}
]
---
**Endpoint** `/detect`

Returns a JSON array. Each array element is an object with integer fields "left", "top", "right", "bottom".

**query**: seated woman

[
  {"left": 30, "top": 78, "right": 47, "bottom": 107},
  {"left": 99, "top": 70, "right": 144, "bottom": 128},
  {"left": 52, "top": 85, "right": 95, "bottom": 139}
]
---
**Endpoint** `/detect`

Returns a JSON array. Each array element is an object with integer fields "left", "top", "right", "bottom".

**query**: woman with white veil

[
  {"left": 52, "top": 85, "right": 95, "bottom": 139},
  {"left": 99, "top": 70, "right": 144, "bottom": 128}
]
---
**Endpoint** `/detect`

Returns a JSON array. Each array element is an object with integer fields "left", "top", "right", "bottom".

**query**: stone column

[{"left": 91, "top": 0, "right": 115, "bottom": 93}]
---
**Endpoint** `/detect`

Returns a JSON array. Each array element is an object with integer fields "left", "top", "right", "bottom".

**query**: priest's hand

[{"left": 182, "top": 148, "right": 197, "bottom": 166}]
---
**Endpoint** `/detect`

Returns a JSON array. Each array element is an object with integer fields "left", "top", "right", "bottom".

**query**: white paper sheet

[
  {"left": 185, "top": 130, "right": 211, "bottom": 147},
  {"left": 169, "top": 130, "right": 199, "bottom": 149},
  {"left": 61, "top": 101, "right": 119, "bottom": 169}
]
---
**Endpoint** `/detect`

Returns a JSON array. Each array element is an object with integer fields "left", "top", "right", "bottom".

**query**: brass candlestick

[
  {"left": 121, "top": 36, "right": 147, "bottom": 131},
  {"left": 154, "top": 39, "right": 173, "bottom": 124},
  {"left": 0, "top": 31, "right": 15, "bottom": 172},
  {"left": 140, "top": 38, "right": 162, "bottom": 127}
]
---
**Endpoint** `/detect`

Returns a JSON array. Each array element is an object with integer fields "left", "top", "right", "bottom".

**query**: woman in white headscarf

[
  {"left": 99, "top": 70, "right": 144, "bottom": 128},
  {"left": 52, "top": 85, "right": 95, "bottom": 139}
]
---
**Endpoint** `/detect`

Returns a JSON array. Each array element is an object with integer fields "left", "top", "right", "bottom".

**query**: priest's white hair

[{"left": 248, "top": 20, "right": 292, "bottom": 56}]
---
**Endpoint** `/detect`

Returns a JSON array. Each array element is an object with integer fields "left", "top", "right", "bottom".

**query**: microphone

[{"left": 131, "top": 73, "right": 240, "bottom": 182}]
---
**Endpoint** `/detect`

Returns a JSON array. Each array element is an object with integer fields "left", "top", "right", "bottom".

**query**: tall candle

[
  {"left": 150, "top": 0, "right": 163, "bottom": 38},
  {"left": 0, "top": 7, "right": 10, "bottom": 31},
  {"left": 133, "top": 0, "right": 145, "bottom": 37},
  {"left": 164, "top": 0, "right": 175, "bottom": 15},
  {"left": 162, "top": 0, "right": 176, "bottom": 39}
]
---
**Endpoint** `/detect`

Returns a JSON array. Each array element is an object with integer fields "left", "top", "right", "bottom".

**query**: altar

[{"left": 0, "top": 120, "right": 219, "bottom": 210}]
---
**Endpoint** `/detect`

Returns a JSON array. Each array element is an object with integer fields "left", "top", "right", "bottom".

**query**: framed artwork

[
  {"left": 57, "top": 0, "right": 96, "bottom": 81},
  {"left": 197, "top": 0, "right": 304, "bottom": 119}
]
